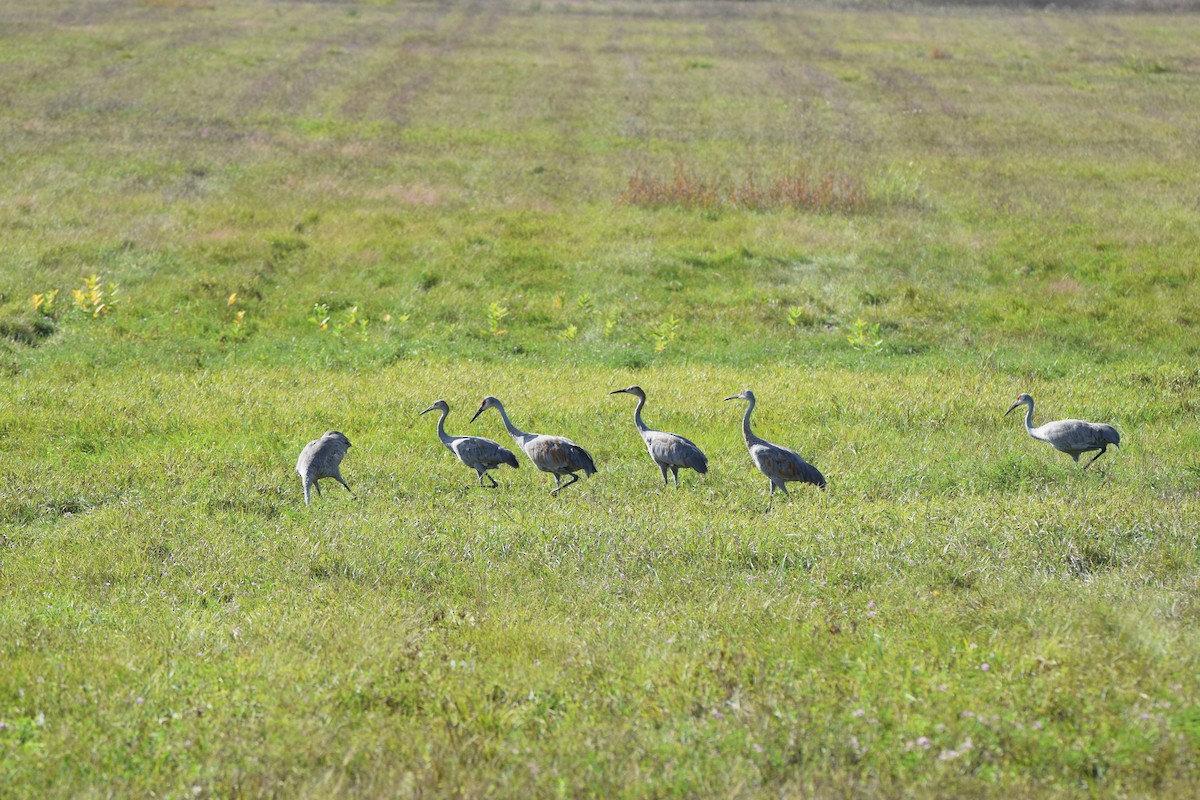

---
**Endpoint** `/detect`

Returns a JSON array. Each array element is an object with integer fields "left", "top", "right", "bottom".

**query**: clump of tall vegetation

[
  {"left": 32, "top": 274, "right": 120, "bottom": 321},
  {"left": 621, "top": 163, "right": 869, "bottom": 213},
  {"left": 309, "top": 303, "right": 372, "bottom": 340}
]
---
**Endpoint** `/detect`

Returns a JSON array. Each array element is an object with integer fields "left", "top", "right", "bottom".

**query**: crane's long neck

[
  {"left": 1022, "top": 401, "right": 1037, "bottom": 437},
  {"left": 741, "top": 398, "right": 758, "bottom": 446},
  {"left": 435, "top": 408, "right": 453, "bottom": 446},
  {"left": 494, "top": 403, "right": 530, "bottom": 444},
  {"left": 632, "top": 394, "right": 649, "bottom": 433}
]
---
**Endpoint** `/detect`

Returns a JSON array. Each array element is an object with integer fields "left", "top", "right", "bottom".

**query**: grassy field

[{"left": 2, "top": 1, "right": 1200, "bottom": 797}]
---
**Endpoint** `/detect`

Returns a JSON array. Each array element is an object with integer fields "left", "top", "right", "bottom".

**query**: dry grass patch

[{"left": 622, "top": 163, "right": 870, "bottom": 214}]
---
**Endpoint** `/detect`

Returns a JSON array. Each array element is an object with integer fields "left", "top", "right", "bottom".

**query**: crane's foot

[{"left": 550, "top": 474, "right": 579, "bottom": 496}]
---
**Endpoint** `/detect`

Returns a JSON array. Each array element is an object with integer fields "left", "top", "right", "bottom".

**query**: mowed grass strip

[{"left": 2, "top": 3, "right": 1199, "bottom": 370}]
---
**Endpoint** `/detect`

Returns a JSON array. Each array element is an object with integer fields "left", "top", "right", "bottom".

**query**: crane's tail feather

[{"left": 574, "top": 446, "right": 597, "bottom": 476}]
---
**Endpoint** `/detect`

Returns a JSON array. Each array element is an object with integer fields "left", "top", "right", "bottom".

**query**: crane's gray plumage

[
  {"left": 296, "top": 430, "right": 355, "bottom": 506},
  {"left": 610, "top": 385, "right": 708, "bottom": 486},
  {"left": 470, "top": 395, "right": 596, "bottom": 495},
  {"left": 724, "top": 389, "right": 826, "bottom": 502},
  {"left": 1005, "top": 393, "right": 1120, "bottom": 469},
  {"left": 420, "top": 399, "right": 519, "bottom": 488}
]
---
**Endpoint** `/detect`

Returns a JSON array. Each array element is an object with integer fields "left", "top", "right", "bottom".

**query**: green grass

[{"left": 2, "top": 1, "right": 1199, "bottom": 797}]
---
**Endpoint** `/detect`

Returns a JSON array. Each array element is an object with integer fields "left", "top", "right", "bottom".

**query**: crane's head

[
  {"left": 723, "top": 389, "right": 755, "bottom": 403},
  {"left": 419, "top": 399, "right": 450, "bottom": 416},
  {"left": 470, "top": 395, "right": 502, "bottom": 423},
  {"left": 1005, "top": 393, "right": 1034, "bottom": 416},
  {"left": 609, "top": 385, "right": 646, "bottom": 399}
]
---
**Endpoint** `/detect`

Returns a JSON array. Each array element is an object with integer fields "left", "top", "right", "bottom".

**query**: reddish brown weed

[{"left": 622, "top": 163, "right": 869, "bottom": 213}]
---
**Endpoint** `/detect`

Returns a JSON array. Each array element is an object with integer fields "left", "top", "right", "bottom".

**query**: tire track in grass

[
  {"left": 517, "top": 13, "right": 612, "bottom": 203},
  {"left": 337, "top": 2, "right": 459, "bottom": 120},
  {"left": 38, "top": 7, "right": 239, "bottom": 122},
  {"left": 52, "top": 0, "right": 128, "bottom": 28},
  {"left": 234, "top": 21, "right": 391, "bottom": 119},
  {"left": 765, "top": 13, "right": 878, "bottom": 156},
  {"left": 608, "top": 24, "right": 652, "bottom": 146},
  {"left": 703, "top": 7, "right": 873, "bottom": 159},
  {"left": 337, "top": 1, "right": 498, "bottom": 126},
  {"left": 872, "top": 65, "right": 963, "bottom": 123},
  {"left": 384, "top": 2, "right": 502, "bottom": 127}
]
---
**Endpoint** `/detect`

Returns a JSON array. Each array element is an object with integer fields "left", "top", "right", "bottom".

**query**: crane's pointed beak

[
  {"left": 723, "top": 395, "right": 740, "bottom": 402},
  {"left": 419, "top": 404, "right": 437, "bottom": 416},
  {"left": 609, "top": 389, "right": 626, "bottom": 395},
  {"left": 1004, "top": 402, "right": 1020, "bottom": 416},
  {"left": 470, "top": 405, "right": 486, "bottom": 423}
]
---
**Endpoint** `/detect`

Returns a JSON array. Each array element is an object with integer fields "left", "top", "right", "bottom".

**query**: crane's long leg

[
  {"left": 335, "top": 476, "right": 356, "bottom": 499},
  {"left": 671, "top": 467, "right": 680, "bottom": 487},
  {"left": 659, "top": 464, "right": 670, "bottom": 486},
  {"left": 483, "top": 471, "right": 499, "bottom": 488},
  {"left": 314, "top": 480, "right": 323, "bottom": 498},
  {"left": 1082, "top": 446, "right": 1108, "bottom": 469},
  {"left": 550, "top": 472, "right": 579, "bottom": 496}
]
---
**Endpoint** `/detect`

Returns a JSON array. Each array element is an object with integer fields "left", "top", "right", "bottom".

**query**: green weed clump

[
  {"left": 309, "top": 303, "right": 371, "bottom": 340},
  {"left": 70, "top": 274, "right": 119, "bottom": 318}
]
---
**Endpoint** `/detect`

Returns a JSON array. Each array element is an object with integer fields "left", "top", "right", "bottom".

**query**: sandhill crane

[
  {"left": 296, "top": 430, "right": 355, "bottom": 506},
  {"left": 420, "top": 399, "right": 519, "bottom": 488},
  {"left": 1005, "top": 393, "right": 1120, "bottom": 468},
  {"left": 610, "top": 385, "right": 708, "bottom": 486},
  {"left": 724, "top": 389, "right": 826, "bottom": 502},
  {"left": 470, "top": 395, "right": 596, "bottom": 495}
]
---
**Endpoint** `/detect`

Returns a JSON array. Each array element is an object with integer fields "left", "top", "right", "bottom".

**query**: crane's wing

[
  {"left": 646, "top": 431, "right": 709, "bottom": 472},
  {"left": 753, "top": 442, "right": 825, "bottom": 488},
  {"left": 297, "top": 439, "right": 321, "bottom": 474},
  {"left": 530, "top": 436, "right": 596, "bottom": 475},
  {"left": 453, "top": 436, "right": 520, "bottom": 469},
  {"left": 300, "top": 435, "right": 350, "bottom": 480},
  {"left": 1036, "top": 419, "right": 1117, "bottom": 453}
]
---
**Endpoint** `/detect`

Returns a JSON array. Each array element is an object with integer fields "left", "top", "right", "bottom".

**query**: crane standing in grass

[
  {"left": 296, "top": 430, "right": 356, "bottom": 506},
  {"left": 724, "top": 389, "right": 826, "bottom": 503},
  {"left": 420, "top": 399, "right": 519, "bottom": 488},
  {"left": 1005, "top": 392, "right": 1120, "bottom": 468},
  {"left": 471, "top": 395, "right": 596, "bottom": 495},
  {"left": 610, "top": 385, "right": 708, "bottom": 486}
]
